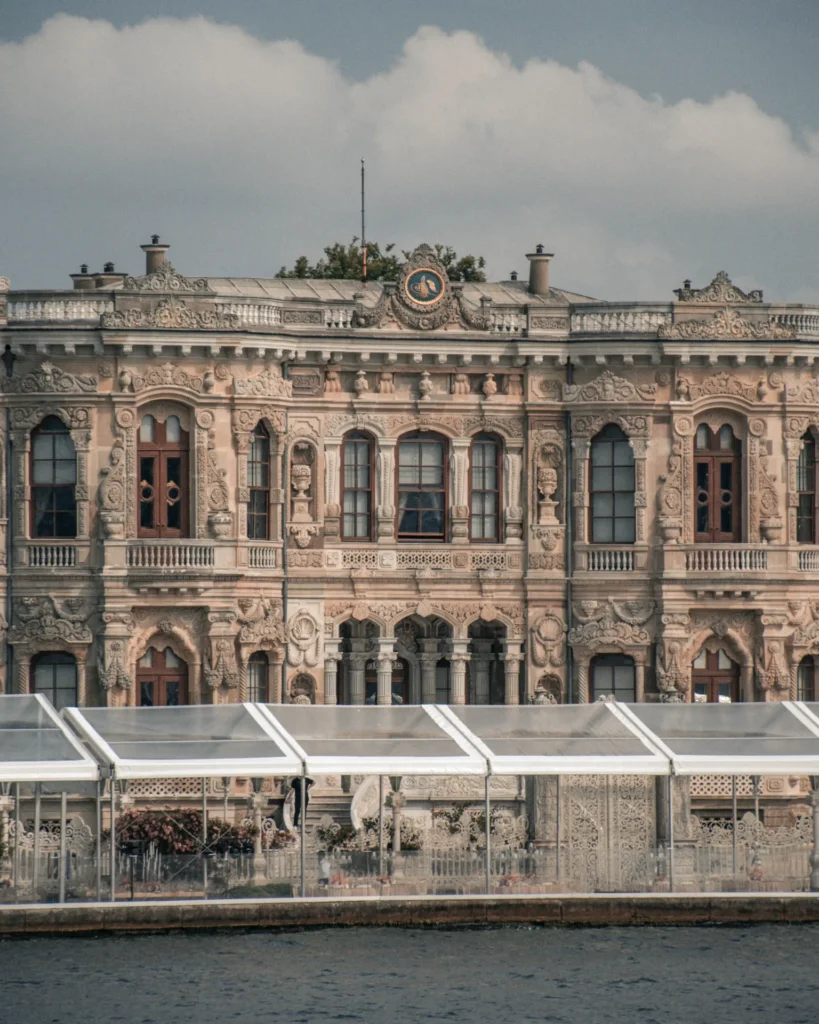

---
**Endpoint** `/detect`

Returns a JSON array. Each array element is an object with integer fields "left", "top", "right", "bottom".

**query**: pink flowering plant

[{"left": 106, "top": 809, "right": 259, "bottom": 855}]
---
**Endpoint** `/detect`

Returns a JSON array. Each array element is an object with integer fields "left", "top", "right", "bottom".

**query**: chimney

[
  {"left": 526, "top": 243, "right": 554, "bottom": 297},
  {"left": 70, "top": 263, "right": 95, "bottom": 290},
  {"left": 510, "top": 270, "right": 519, "bottom": 282},
  {"left": 94, "top": 262, "right": 126, "bottom": 288},
  {"left": 141, "top": 234, "right": 170, "bottom": 274}
]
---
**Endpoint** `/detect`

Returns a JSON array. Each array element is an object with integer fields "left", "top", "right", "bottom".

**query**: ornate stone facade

[{"left": 2, "top": 243, "right": 819, "bottom": 711}]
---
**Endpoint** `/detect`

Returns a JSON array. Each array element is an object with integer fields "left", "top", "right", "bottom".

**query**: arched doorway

[
  {"left": 691, "top": 646, "right": 739, "bottom": 703},
  {"left": 137, "top": 645, "right": 189, "bottom": 706}
]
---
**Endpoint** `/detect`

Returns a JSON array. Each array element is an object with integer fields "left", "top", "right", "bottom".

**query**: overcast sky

[{"left": 2, "top": 2, "right": 818, "bottom": 300}]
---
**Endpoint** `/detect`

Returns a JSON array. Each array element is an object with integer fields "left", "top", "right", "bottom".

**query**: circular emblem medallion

[{"left": 405, "top": 268, "right": 445, "bottom": 306}]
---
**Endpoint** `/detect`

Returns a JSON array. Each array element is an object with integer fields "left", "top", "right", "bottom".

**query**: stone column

[
  {"left": 501, "top": 641, "right": 524, "bottom": 705},
  {"left": 448, "top": 640, "right": 470, "bottom": 705},
  {"left": 15, "top": 654, "right": 30, "bottom": 695},
  {"left": 323, "top": 439, "right": 341, "bottom": 538},
  {"left": 269, "top": 650, "right": 284, "bottom": 704},
  {"left": 376, "top": 439, "right": 397, "bottom": 540},
  {"left": 348, "top": 642, "right": 368, "bottom": 705},
  {"left": 419, "top": 642, "right": 439, "bottom": 703},
  {"left": 471, "top": 640, "right": 494, "bottom": 704},
  {"left": 576, "top": 656, "right": 590, "bottom": 704},
  {"left": 504, "top": 443, "right": 524, "bottom": 543},
  {"left": 76, "top": 656, "right": 88, "bottom": 707},
  {"left": 571, "top": 438, "right": 591, "bottom": 546},
  {"left": 323, "top": 639, "right": 342, "bottom": 706},
  {"left": 12, "top": 430, "right": 29, "bottom": 566},
  {"left": 634, "top": 654, "right": 646, "bottom": 703},
  {"left": 376, "top": 638, "right": 397, "bottom": 706},
  {"left": 450, "top": 439, "right": 471, "bottom": 544}
]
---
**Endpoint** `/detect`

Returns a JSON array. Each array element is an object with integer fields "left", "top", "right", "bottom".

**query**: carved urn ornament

[
  {"left": 537, "top": 465, "right": 559, "bottom": 526},
  {"left": 291, "top": 463, "right": 311, "bottom": 498},
  {"left": 418, "top": 371, "right": 433, "bottom": 401},
  {"left": 354, "top": 369, "right": 369, "bottom": 397},
  {"left": 482, "top": 373, "right": 498, "bottom": 398}
]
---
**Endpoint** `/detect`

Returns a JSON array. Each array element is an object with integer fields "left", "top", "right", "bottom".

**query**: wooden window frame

[
  {"left": 691, "top": 648, "right": 740, "bottom": 703},
  {"left": 30, "top": 651, "right": 78, "bottom": 710},
  {"left": 469, "top": 433, "right": 502, "bottom": 544},
  {"left": 395, "top": 431, "right": 448, "bottom": 543},
  {"left": 589, "top": 424, "right": 636, "bottom": 545},
  {"left": 137, "top": 415, "right": 190, "bottom": 539},
  {"left": 341, "top": 431, "right": 374, "bottom": 542},
  {"left": 247, "top": 421, "right": 271, "bottom": 541},
  {"left": 694, "top": 423, "right": 742, "bottom": 543},
  {"left": 247, "top": 651, "right": 269, "bottom": 702},
  {"left": 797, "top": 431, "right": 817, "bottom": 545},
  {"left": 30, "top": 416, "right": 77, "bottom": 539},
  {"left": 590, "top": 653, "right": 636, "bottom": 702},
  {"left": 136, "top": 646, "right": 189, "bottom": 706}
]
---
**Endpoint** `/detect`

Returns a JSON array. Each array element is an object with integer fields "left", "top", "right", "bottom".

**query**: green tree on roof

[{"left": 276, "top": 238, "right": 486, "bottom": 282}]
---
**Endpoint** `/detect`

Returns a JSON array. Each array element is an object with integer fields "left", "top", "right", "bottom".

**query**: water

[{"left": 2, "top": 925, "right": 818, "bottom": 1023}]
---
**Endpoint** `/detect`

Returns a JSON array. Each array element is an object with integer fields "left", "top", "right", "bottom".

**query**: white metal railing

[
  {"left": 798, "top": 549, "right": 819, "bottom": 572},
  {"left": 571, "top": 309, "right": 672, "bottom": 334},
  {"left": 586, "top": 548, "right": 635, "bottom": 572},
  {"left": 127, "top": 542, "right": 215, "bottom": 569},
  {"left": 26, "top": 544, "right": 77, "bottom": 568},
  {"left": 8, "top": 298, "right": 113, "bottom": 322},
  {"left": 684, "top": 546, "right": 768, "bottom": 572},
  {"left": 248, "top": 545, "right": 278, "bottom": 569}
]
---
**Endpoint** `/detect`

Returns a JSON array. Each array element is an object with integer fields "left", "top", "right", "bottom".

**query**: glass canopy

[{"left": 0, "top": 694, "right": 99, "bottom": 781}]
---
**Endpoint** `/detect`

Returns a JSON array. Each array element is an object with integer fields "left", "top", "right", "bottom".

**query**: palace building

[{"left": 2, "top": 235, "right": 819, "bottom": 743}]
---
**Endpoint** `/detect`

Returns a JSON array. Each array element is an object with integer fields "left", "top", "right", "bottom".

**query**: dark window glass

[
  {"left": 31, "top": 652, "right": 77, "bottom": 710},
  {"left": 694, "top": 423, "right": 741, "bottom": 542},
  {"left": 590, "top": 653, "right": 635, "bottom": 702},
  {"left": 590, "top": 425, "right": 635, "bottom": 544},
  {"left": 798, "top": 433, "right": 816, "bottom": 544},
  {"left": 798, "top": 657, "right": 815, "bottom": 701},
  {"left": 136, "top": 645, "right": 189, "bottom": 706},
  {"left": 248, "top": 422, "right": 270, "bottom": 540},
  {"left": 31, "top": 416, "right": 77, "bottom": 538},
  {"left": 470, "top": 434, "right": 501, "bottom": 542},
  {"left": 342, "top": 432, "right": 373, "bottom": 540},
  {"left": 397, "top": 433, "right": 446, "bottom": 541},
  {"left": 247, "top": 652, "right": 268, "bottom": 702},
  {"left": 137, "top": 415, "right": 189, "bottom": 538}
]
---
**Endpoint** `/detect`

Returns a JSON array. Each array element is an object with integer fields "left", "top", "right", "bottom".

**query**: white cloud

[{"left": 1, "top": 15, "right": 817, "bottom": 298}]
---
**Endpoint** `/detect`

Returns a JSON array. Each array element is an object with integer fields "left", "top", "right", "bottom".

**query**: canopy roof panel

[
  {"left": 63, "top": 704, "right": 302, "bottom": 778},
  {"left": 622, "top": 702, "right": 819, "bottom": 775},
  {"left": 260, "top": 705, "right": 486, "bottom": 775},
  {"left": 0, "top": 695, "right": 98, "bottom": 782},
  {"left": 440, "top": 703, "right": 670, "bottom": 775}
]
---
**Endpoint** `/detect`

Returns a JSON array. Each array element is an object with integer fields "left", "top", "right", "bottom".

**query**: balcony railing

[
  {"left": 25, "top": 543, "right": 77, "bottom": 568},
  {"left": 586, "top": 548, "right": 635, "bottom": 572},
  {"left": 127, "top": 541, "right": 215, "bottom": 570},
  {"left": 684, "top": 546, "right": 768, "bottom": 573},
  {"left": 248, "top": 544, "right": 278, "bottom": 569},
  {"left": 798, "top": 549, "right": 819, "bottom": 572}
]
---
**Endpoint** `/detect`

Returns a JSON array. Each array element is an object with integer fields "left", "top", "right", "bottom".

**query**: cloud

[{"left": 1, "top": 15, "right": 818, "bottom": 298}]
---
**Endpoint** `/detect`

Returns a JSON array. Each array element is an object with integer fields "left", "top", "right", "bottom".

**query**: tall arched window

[
  {"left": 797, "top": 431, "right": 817, "bottom": 544},
  {"left": 137, "top": 645, "right": 188, "bottom": 706},
  {"left": 692, "top": 646, "right": 739, "bottom": 703},
  {"left": 798, "top": 656, "right": 815, "bottom": 701},
  {"left": 31, "top": 416, "right": 77, "bottom": 538},
  {"left": 342, "top": 431, "right": 373, "bottom": 540},
  {"left": 590, "top": 425, "right": 635, "bottom": 544},
  {"left": 694, "top": 423, "right": 741, "bottom": 542},
  {"left": 397, "top": 432, "right": 446, "bottom": 542},
  {"left": 138, "top": 414, "right": 189, "bottom": 537},
  {"left": 247, "top": 651, "right": 269, "bottom": 702},
  {"left": 248, "top": 422, "right": 271, "bottom": 540},
  {"left": 31, "top": 652, "right": 77, "bottom": 710},
  {"left": 590, "top": 653, "right": 635, "bottom": 702},
  {"left": 470, "top": 433, "right": 501, "bottom": 542}
]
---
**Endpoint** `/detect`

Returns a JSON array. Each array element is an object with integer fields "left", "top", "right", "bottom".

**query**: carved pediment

[
  {"left": 122, "top": 260, "right": 212, "bottom": 293},
  {"left": 233, "top": 365, "right": 292, "bottom": 398},
  {"left": 3, "top": 361, "right": 97, "bottom": 394},
  {"left": 659, "top": 307, "right": 794, "bottom": 340},
  {"left": 563, "top": 369, "right": 657, "bottom": 403},
  {"left": 674, "top": 271, "right": 763, "bottom": 304},
  {"left": 102, "top": 297, "right": 239, "bottom": 331},
  {"left": 675, "top": 371, "right": 760, "bottom": 403}
]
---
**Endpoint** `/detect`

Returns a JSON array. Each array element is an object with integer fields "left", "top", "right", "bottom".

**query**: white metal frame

[{"left": 0, "top": 694, "right": 99, "bottom": 782}]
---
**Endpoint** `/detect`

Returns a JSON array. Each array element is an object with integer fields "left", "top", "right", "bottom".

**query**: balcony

[
  {"left": 19, "top": 542, "right": 84, "bottom": 569},
  {"left": 574, "top": 545, "right": 649, "bottom": 573},
  {"left": 324, "top": 545, "right": 522, "bottom": 574},
  {"left": 684, "top": 546, "right": 767, "bottom": 573},
  {"left": 127, "top": 541, "right": 215, "bottom": 570}
]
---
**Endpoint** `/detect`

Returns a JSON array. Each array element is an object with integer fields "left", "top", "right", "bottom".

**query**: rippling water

[{"left": 3, "top": 925, "right": 817, "bottom": 1023}]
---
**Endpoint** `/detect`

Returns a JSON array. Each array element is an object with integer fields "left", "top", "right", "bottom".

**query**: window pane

[
  {"left": 591, "top": 467, "right": 612, "bottom": 491},
  {"left": 139, "top": 649, "right": 153, "bottom": 668},
  {"left": 165, "top": 682, "right": 181, "bottom": 706},
  {"left": 720, "top": 463, "right": 733, "bottom": 490},
  {"left": 592, "top": 494, "right": 613, "bottom": 517},
  {"left": 32, "top": 460, "right": 53, "bottom": 484},
  {"left": 614, "top": 493, "right": 634, "bottom": 516},
  {"left": 612, "top": 441, "right": 633, "bottom": 466},
  {"left": 420, "top": 464, "right": 443, "bottom": 486},
  {"left": 54, "top": 460, "right": 76, "bottom": 484},
  {"left": 165, "top": 416, "right": 181, "bottom": 443},
  {"left": 719, "top": 424, "right": 734, "bottom": 450},
  {"left": 140, "top": 682, "right": 154, "bottom": 707},
  {"left": 53, "top": 434, "right": 75, "bottom": 460},
  {"left": 693, "top": 649, "right": 706, "bottom": 668},
  {"left": 164, "top": 647, "right": 181, "bottom": 668},
  {"left": 696, "top": 424, "right": 710, "bottom": 449},
  {"left": 140, "top": 415, "right": 155, "bottom": 443},
  {"left": 613, "top": 466, "right": 634, "bottom": 490},
  {"left": 693, "top": 683, "right": 708, "bottom": 703},
  {"left": 591, "top": 443, "right": 612, "bottom": 467},
  {"left": 591, "top": 518, "right": 613, "bottom": 542},
  {"left": 614, "top": 518, "right": 635, "bottom": 543},
  {"left": 32, "top": 433, "right": 52, "bottom": 460},
  {"left": 717, "top": 683, "right": 733, "bottom": 703},
  {"left": 717, "top": 649, "right": 733, "bottom": 669}
]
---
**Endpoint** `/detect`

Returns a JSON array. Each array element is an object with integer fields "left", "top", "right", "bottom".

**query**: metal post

[
  {"left": 202, "top": 777, "right": 208, "bottom": 898},
  {"left": 33, "top": 782, "right": 41, "bottom": 899},
  {"left": 378, "top": 776, "right": 385, "bottom": 878},
  {"left": 731, "top": 775, "right": 738, "bottom": 879},
  {"left": 109, "top": 777, "right": 116, "bottom": 902},
  {"left": 752, "top": 774, "right": 761, "bottom": 872},
  {"left": 222, "top": 777, "right": 230, "bottom": 823},
  {"left": 484, "top": 775, "right": 491, "bottom": 894},
  {"left": 95, "top": 779, "right": 102, "bottom": 902},
  {"left": 12, "top": 781, "right": 19, "bottom": 899},
  {"left": 555, "top": 776, "right": 562, "bottom": 884},
  {"left": 300, "top": 773, "right": 306, "bottom": 898},
  {"left": 59, "top": 790, "right": 67, "bottom": 904},
  {"left": 810, "top": 783, "right": 819, "bottom": 891},
  {"left": 667, "top": 775, "right": 675, "bottom": 893}
]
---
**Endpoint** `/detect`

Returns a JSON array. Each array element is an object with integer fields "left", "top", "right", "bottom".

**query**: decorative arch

[
  {"left": 232, "top": 406, "right": 286, "bottom": 540},
  {"left": 686, "top": 626, "right": 754, "bottom": 702},
  {"left": 129, "top": 623, "right": 202, "bottom": 706}
]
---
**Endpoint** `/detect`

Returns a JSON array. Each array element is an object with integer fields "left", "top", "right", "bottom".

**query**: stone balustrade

[
  {"left": 25, "top": 543, "right": 78, "bottom": 568},
  {"left": 585, "top": 547, "right": 635, "bottom": 572},
  {"left": 571, "top": 307, "right": 672, "bottom": 334},
  {"left": 8, "top": 298, "right": 113, "bottom": 322},
  {"left": 126, "top": 540, "right": 216, "bottom": 570}
]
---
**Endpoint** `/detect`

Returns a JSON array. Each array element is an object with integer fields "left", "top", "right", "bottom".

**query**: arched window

[
  {"left": 694, "top": 423, "right": 741, "bottom": 542},
  {"left": 248, "top": 422, "right": 271, "bottom": 540},
  {"left": 797, "top": 431, "right": 817, "bottom": 544},
  {"left": 692, "top": 646, "right": 739, "bottom": 703},
  {"left": 590, "top": 425, "right": 635, "bottom": 544},
  {"left": 137, "top": 645, "right": 188, "bottom": 706},
  {"left": 247, "top": 651, "right": 269, "bottom": 702},
  {"left": 470, "top": 433, "right": 501, "bottom": 542},
  {"left": 397, "top": 432, "right": 446, "bottom": 542},
  {"left": 342, "top": 431, "right": 373, "bottom": 540},
  {"left": 364, "top": 656, "right": 409, "bottom": 705},
  {"left": 590, "top": 653, "right": 635, "bottom": 702},
  {"left": 798, "top": 656, "right": 815, "bottom": 702},
  {"left": 138, "top": 414, "right": 189, "bottom": 538},
  {"left": 31, "top": 652, "right": 77, "bottom": 710},
  {"left": 31, "top": 416, "right": 77, "bottom": 538}
]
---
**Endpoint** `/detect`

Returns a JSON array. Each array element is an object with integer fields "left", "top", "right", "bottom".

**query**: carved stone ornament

[
  {"left": 675, "top": 371, "right": 760, "bottom": 403},
  {"left": 98, "top": 433, "right": 127, "bottom": 537},
  {"left": 97, "top": 639, "right": 131, "bottom": 691},
  {"left": 233, "top": 364, "right": 292, "bottom": 398},
  {"left": 204, "top": 638, "right": 240, "bottom": 690},
  {"left": 531, "top": 613, "right": 566, "bottom": 668},
  {"left": 103, "top": 297, "right": 239, "bottom": 331},
  {"left": 659, "top": 307, "right": 795, "bottom": 340},
  {"left": 122, "top": 361, "right": 209, "bottom": 394},
  {"left": 287, "top": 610, "right": 321, "bottom": 668},
  {"left": 568, "top": 599, "right": 654, "bottom": 651},
  {"left": 237, "top": 597, "right": 288, "bottom": 650},
  {"left": 2, "top": 361, "right": 97, "bottom": 394},
  {"left": 9, "top": 596, "right": 92, "bottom": 646},
  {"left": 354, "top": 244, "right": 490, "bottom": 331},
  {"left": 758, "top": 639, "right": 790, "bottom": 694},
  {"left": 122, "top": 260, "right": 212, "bottom": 293},
  {"left": 563, "top": 370, "right": 657, "bottom": 403},
  {"left": 673, "top": 271, "right": 763, "bottom": 304},
  {"left": 529, "top": 315, "right": 570, "bottom": 331}
]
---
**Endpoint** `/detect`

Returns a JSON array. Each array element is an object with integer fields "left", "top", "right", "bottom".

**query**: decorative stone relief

[
  {"left": 563, "top": 370, "right": 657, "bottom": 403},
  {"left": 504, "top": 446, "right": 523, "bottom": 541},
  {"left": 122, "top": 260, "right": 212, "bottom": 293},
  {"left": 675, "top": 372, "right": 761, "bottom": 403},
  {"left": 3, "top": 361, "right": 97, "bottom": 394},
  {"left": 529, "top": 315, "right": 570, "bottom": 331},
  {"left": 289, "top": 441, "right": 318, "bottom": 548},
  {"left": 237, "top": 597, "right": 288, "bottom": 652},
  {"left": 324, "top": 365, "right": 342, "bottom": 394},
  {"left": 568, "top": 600, "right": 654, "bottom": 651},
  {"left": 103, "top": 297, "right": 239, "bottom": 330},
  {"left": 204, "top": 638, "right": 239, "bottom": 690},
  {"left": 531, "top": 613, "right": 566, "bottom": 669},
  {"left": 9, "top": 596, "right": 93, "bottom": 647},
  {"left": 377, "top": 371, "right": 395, "bottom": 394},
  {"left": 673, "top": 271, "right": 763, "bottom": 304},
  {"left": 532, "top": 377, "right": 562, "bottom": 401},
  {"left": 97, "top": 639, "right": 131, "bottom": 692},
  {"left": 452, "top": 373, "right": 470, "bottom": 395},
  {"left": 657, "top": 441, "right": 683, "bottom": 542},
  {"left": 121, "top": 362, "right": 211, "bottom": 395},
  {"left": 287, "top": 609, "right": 321, "bottom": 668},
  {"left": 98, "top": 432, "right": 127, "bottom": 538},
  {"left": 659, "top": 307, "right": 794, "bottom": 340},
  {"left": 233, "top": 364, "right": 292, "bottom": 398}
]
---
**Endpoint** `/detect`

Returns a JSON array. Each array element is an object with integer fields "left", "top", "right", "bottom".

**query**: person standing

[{"left": 291, "top": 776, "right": 314, "bottom": 828}]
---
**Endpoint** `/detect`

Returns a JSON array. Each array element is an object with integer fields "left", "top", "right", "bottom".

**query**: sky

[{"left": 1, "top": 1, "right": 818, "bottom": 300}]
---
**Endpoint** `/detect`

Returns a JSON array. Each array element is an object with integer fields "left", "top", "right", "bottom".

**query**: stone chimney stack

[
  {"left": 526, "top": 243, "right": 554, "bottom": 297},
  {"left": 141, "top": 234, "right": 170, "bottom": 274},
  {"left": 70, "top": 264, "right": 95, "bottom": 290}
]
